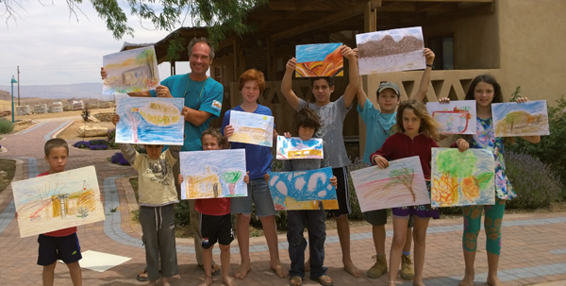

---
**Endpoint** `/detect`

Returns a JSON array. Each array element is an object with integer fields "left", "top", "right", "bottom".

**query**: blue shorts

[
  {"left": 37, "top": 233, "right": 82, "bottom": 265},
  {"left": 231, "top": 177, "right": 277, "bottom": 217}
]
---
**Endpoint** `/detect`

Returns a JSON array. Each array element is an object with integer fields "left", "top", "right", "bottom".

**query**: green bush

[
  {"left": 0, "top": 120, "right": 14, "bottom": 134},
  {"left": 506, "top": 96, "right": 566, "bottom": 199},
  {"left": 505, "top": 151, "right": 562, "bottom": 208},
  {"left": 346, "top": 158, "right": 367, "bottom": 220}
]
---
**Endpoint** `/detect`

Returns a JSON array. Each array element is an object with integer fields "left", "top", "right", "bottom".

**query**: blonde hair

[{"left": 395, "top": 99, "right": 440, "bottom": 141}]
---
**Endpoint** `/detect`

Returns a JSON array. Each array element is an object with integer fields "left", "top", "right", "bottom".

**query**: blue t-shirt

[
  {"left": 150, "top": 74, "right": 223, "bottom": 151},
  {"left": 357, "top": 98, "right": 396, "bottom": 164},
  {"left": 221, "top": 105, "right": 273, "bottom": 180}
]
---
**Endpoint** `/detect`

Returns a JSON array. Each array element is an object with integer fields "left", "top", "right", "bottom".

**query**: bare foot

[
  {"left": 223, "top": 275, "right": 238, "bottom": 286},
  {"left": 271, "top": 262, "right": 289, "bottom": 278},
  {"left": 147, "top": 280, "right": 157, "bottom": 286},
  {"left": 487, "top": 274, "right": 503, "bottom": 286},
  {"left": 162, "top": 277, "right": 171, "bottom": 286},
  {"left": 459, "top": 271, "right": 475, "bottom": 286},
  {"left": 233, "top": 263, "right": 251, "bottom": 280},
  {"left": 290, "top": 276, "right": 303, "bottom": 286},
  {"left": 344, "top": 260, "right": 362, "bottom": 278},
  {"left": 198, "top": 276, "right": 213, "bottom": 286},
  {"left": 413, "top": 281, "right": 426, "bottom": 286}
]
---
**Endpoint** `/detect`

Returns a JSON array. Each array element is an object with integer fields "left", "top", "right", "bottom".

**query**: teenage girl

[
  {"left": 439, "top": 74, "right": 540, "bottom": 286},
  {"left": 370, "top": 99, "right": 469, "bottom": 286}
]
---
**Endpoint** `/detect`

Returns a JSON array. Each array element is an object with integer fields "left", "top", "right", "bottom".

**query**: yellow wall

[{"left": 498, "top": 0, "right": 566, "bottom": 103}]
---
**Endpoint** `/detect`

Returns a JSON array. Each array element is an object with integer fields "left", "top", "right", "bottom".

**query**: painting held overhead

[
  {"left": 103, "top": 46, "right": 160, "bottom": 95},
  {"left": 115, "top": 97, "right": 185, "bottom": 145},
  {"left": 276, "top": 136, "right": 324, "bottom": 160},
  {"left": 180, "top": 149, "right": 247, "bottom": 199},
  {"left": 350, "top": 156, "right": 430, "bottom": 212},
  {"left": 356, "top": 26, "right": 425, "bottom": 74},
  {"left": 431, "top": 148, "right": 495, "bottom": 207},
  {"left": 492, "top": 101, "right": 550, "bottom": 137},
  {"left": 295, "top": 43, "right": 343, "bottom": 77},
  {"left": 229, "top": 110, "right": 274, "bottom": 147},
  {"left": 426, "top": 100, "right": 477, "bottom": 134},
  {"left": 11, "top": 166, "right": 105, "bottom": 238},
  {"left": 268, "top": 167, "right": 338, "bottom": 210}
]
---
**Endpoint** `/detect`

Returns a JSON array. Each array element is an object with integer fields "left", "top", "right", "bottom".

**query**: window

[{"left": 428, "top": 35, "right": 454, "bottom": 70}]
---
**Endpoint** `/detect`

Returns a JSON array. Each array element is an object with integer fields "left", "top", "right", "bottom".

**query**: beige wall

[
  {"left": 498, "top": 0, "right": 566, "bottom": 104},
  {"left": 422, "top": 5, "right": 499, "bottom": 70}
]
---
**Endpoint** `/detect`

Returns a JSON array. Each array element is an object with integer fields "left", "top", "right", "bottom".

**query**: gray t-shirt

[{"left": 298, "top": 96, "right": 351, "bottom": 168}]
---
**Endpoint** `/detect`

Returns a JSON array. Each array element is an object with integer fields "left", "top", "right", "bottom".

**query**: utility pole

[{"left": 17, "top": 66, "right": 20, "bottom": 106}]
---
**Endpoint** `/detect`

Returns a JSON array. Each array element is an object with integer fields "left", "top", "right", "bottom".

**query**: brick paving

[{"left": 0, "top": 119, "right": 565, "bottom": 286}]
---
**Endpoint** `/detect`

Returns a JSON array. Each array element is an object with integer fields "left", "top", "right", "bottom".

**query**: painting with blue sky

[
  {"left": 115, "top": 97, "right": 185, "bottom": 145},
  {"left": 12, "top": 166, "right": 105, "bottom": 238},
  {"left": 180, "top": 149, "right": 247, "bottom": 199},
  {"left": 268, "top": 167, "right": 338, "bottom": 210},
  {"left": 229, "top": 110, "right": 274, "bottom": 147},
  {"left": 356, "top": 26, "right": 425, "bottom": 74},
  {"left": 492, "top": 100, "right": 549, "bottom": 137},
  {"left": 276, "top": 136, "right": 323, "bottom": 160},
  {"left": 103, "top": 46, "right": 160, "bottom": 96},
  {"left": 295, "top": 43, "right": 343, "bottom": 77}
]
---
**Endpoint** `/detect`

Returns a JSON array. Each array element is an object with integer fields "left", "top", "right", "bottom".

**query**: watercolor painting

[
  {"left": 356, "top": 26, "right": 425, "bottom": 74},
  {"left": 229, "top": 110, "right": 274, "bottom": 147},
  {"left": 426, "top": 100, "right": 477, "bottom": 134},
  {"left": 103, "top": 46, "right": 160, "bottom": 95},
  {"left": 180, "top": 149, "right": 247, "bottom": 199},
  {"left": 295, "top": 43, "right": 343, "bottom": 77},
  {"left": 492, "top": 101, "right": 549, "bottom": 137},
  {"left": 350, "top": 156, "right": 430, "bottom": 212},
  {"left": 115, "top": 97, "right": 185, "bottom": 145},
  {"left": 12, "top": 166, "right": 105, "bottom": 238},
  {"left": 268, "top": 167, "right": 338, "bottom": 210},
  {"left": 431, "top": 148, "right": 495, "bottom": 207},
  {"left": 276, "top": 136, "right": 323, "bottom": 160}
]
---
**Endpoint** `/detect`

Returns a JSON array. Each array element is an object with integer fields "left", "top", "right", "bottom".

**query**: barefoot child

[
  {"left": 356, "top": 48, "right": 435, "bottom": 279},
  {"left": 113, "top": 115, "right": 180, "bottom": 286},
  {"left": 283, "top": 108, "right": 337, "bottom": 286},
  {"left": 281, "top": 45, "right": 362, "bottom": 278},
  {"left": 179, "top": 128, "right": 247, "bottom": 286},
  {"left": 438, "top": 75, "right": 540, "bottom": 286},
  {"left": 370, "top": 99, "right": 468, "bottom": 286},
  {"left": 222, "top": 69, "right": 288, "bottom": 279}
]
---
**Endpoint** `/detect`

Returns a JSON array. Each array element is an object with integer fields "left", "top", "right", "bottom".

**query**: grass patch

[{"left": 0, "top": 159, "right": 16, "bottom": 193}]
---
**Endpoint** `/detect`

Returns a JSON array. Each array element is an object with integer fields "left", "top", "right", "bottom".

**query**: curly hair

[
  {"left": 395, "top": 99, "right": 440, "bottom": 141},
  {"left": 294, "top": 107, "right": 322, "bottom": 134},
  {"left": 239, "top": 69, "right": 266, "bottom": 94}
]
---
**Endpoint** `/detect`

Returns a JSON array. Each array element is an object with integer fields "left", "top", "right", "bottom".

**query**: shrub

[
  {"left": 89, "top": 139, "right": 109, "bottom": 145},
  {"left": 110, "top": 152, "right": 130, "bottom": 165},
  {"left": 0, "top": 120, "right": 14, "bottom": 134},
  {"left": 73, "top": 141, "right": 90, "bottom": 148},
  {"left": 505, "top": 151, "right": 562, "bottom": 209},
  {"left": 507, "top": 96, "right": 566, "bottom": 199},
  {"left": 89, "top": 144, "right": 108, "bottom": 150},
  {"left": 174, "top": 200, "right": 191, "bottom": 227},
  {"left": 346, "top": 158, "right": 368, "bottom": 220}
]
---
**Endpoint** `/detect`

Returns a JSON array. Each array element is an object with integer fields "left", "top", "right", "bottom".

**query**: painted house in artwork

[
  {"left": 186, "top": 167, "right": 223, "bottom": 198},
  {"left": 51, "top": 189, "right": 96, "bottom": 218},
  {"left": 231, "top": 126, "right": 270, "bottom": 144},
  {"left": 122, "top": 66, "right": 151, "bottom": 86}
]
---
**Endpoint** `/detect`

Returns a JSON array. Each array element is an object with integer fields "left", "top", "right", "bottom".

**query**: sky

[{"left": 0, "top": 0, "right": 192, "bottom": 86}]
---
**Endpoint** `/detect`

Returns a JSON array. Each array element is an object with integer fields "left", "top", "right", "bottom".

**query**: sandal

[
  {"left": 289, "top": 276, "right": 303, "bottom": 286},
  {"left": 198, "top": 261, "right": 221, "bottom": 276},
  {"left": 312, "top": 275, "right": 334, "bottom": 286},
  {"left": 136, "top": 269, "right": 149, "bottom": 282}
]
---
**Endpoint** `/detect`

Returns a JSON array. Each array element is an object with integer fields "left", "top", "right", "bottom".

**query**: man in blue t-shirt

[{"left": 101, "top": 37, "right": 224, "bottom": 278}]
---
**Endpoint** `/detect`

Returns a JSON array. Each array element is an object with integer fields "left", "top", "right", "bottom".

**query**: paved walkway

[{"left": 0, "top": 119, "right": 565, "bottom": 285}]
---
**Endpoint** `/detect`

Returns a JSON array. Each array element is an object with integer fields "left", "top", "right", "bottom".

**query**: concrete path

[{"left": 0, "top": 119, "right": 565, "bottom": 285}]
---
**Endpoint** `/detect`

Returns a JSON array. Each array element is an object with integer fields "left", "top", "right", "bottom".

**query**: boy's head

[
  {"left": 376, "top": 81, "right": 401, "bottom": 113},
  {"left": 144, "top": 145, "right": 164, "bottom": 160},
  {"left": 310, "top": 77, "right": 335, "bottom": 104},
  {"left": 201, "top": 128, "right": 224, "bottom": 151},
  {"left": 294, "top": 108, "right": 322, "bottom": 141},
  {"left": 239, "top": 69, "right": 265, "bottom": 103},
  {"left": 44, "top": 138, "right": 69, "bottom": 173}
]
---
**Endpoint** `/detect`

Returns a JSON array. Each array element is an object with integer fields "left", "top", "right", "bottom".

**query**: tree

[
  {"left": 384, "top": 167, "right": 416, "bottom": 202},
  {"left": 3, "top": 0, "right": 268, "bottom": 56},
  {"left": 222, "top": 170, "right": 243, "bottom": 196}
]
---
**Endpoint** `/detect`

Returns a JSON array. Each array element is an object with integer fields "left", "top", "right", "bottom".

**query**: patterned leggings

[{"left": 462, "top": 198, "right": 506, "bottom": 255}]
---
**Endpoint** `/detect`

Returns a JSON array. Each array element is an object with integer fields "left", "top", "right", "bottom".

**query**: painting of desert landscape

[
  {"left": 229, "top": 110, "right": 274, "bottom": 147},
  {"left": 180, "top": 149, "right": 247, "bottom": 199},
  {"left": 12, "top": 166, "right": 105, "bottom": 238},
  {"left": 356, "top": 26, "right": 425, "bottom": 74},
  {"left": 103, "top": 46, "right": 160, "bottom": 95},
  {"left": 492, "top": 100, "right": 549, "bottom": 137},
  {"left": 350, "top": 156, "right": 430, "bottom": 212},
  {"left": 295, "top": 43, "right": 343, "bottom": 77}
]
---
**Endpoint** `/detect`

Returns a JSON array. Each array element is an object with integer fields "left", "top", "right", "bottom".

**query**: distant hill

[{"left": 0, "top": 83, "right": 103, "bottom": 100}]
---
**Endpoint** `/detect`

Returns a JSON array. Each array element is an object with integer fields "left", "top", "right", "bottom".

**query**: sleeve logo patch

[{"left": 212, "top": 100, "right": 222, "bottom": 111}]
